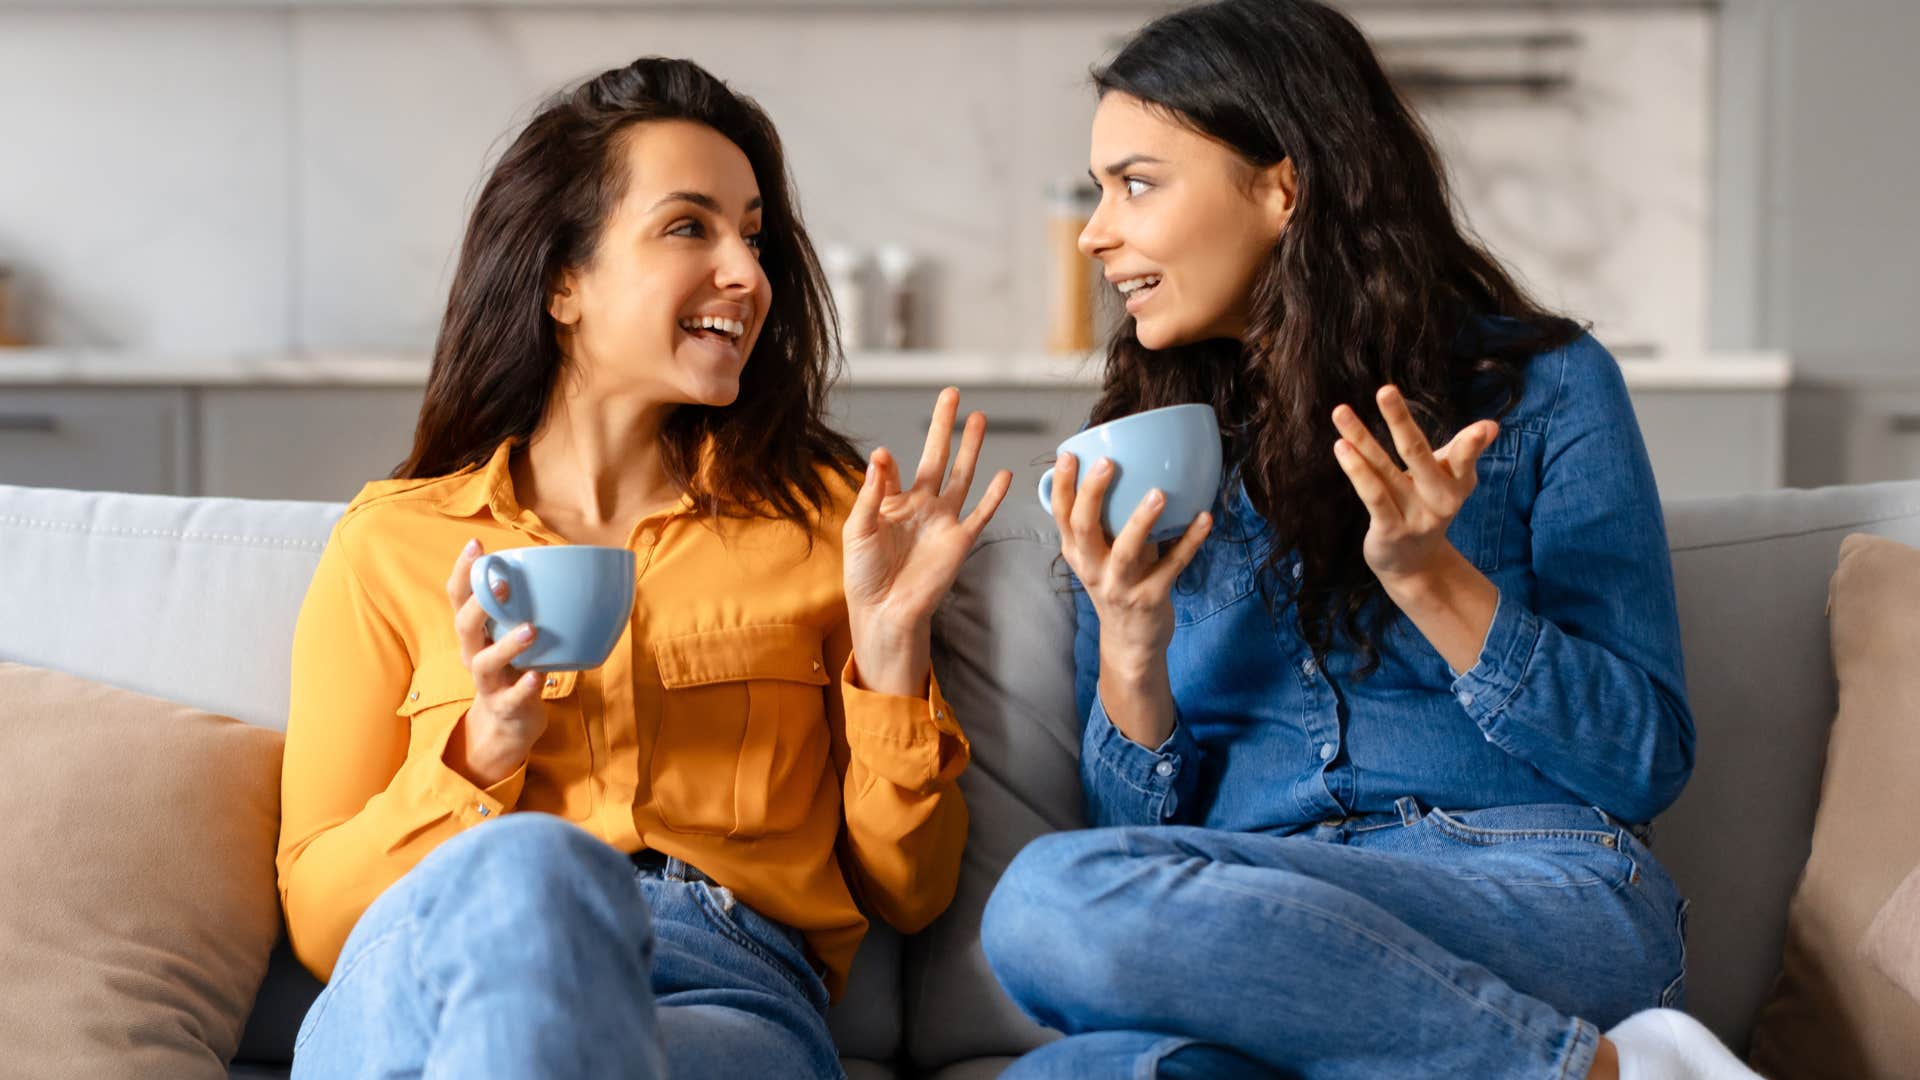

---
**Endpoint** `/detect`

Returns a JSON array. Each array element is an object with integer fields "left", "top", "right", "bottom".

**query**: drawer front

[
  {"left": 198, "top": 387, "right": 426, "bottom": 502},
  {"left": 0, "top": 388, "right": 188, "bottom": 494},
  {"left": 1627, "top": 387, "right": 1786, "bottom": 498}
]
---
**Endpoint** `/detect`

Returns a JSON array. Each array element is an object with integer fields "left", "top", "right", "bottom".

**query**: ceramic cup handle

[{"left": 468, "top": 554, "right": 524, "bottom": 627}]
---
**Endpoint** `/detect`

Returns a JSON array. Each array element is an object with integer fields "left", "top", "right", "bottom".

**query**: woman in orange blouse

[{"left": 278, "top": 57, "right": 1011, "bottom": 1079}]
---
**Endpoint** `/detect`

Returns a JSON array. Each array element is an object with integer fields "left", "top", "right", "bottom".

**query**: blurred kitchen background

[{"left": 0, "top": 0, "right": 1913, "bottom": 504}]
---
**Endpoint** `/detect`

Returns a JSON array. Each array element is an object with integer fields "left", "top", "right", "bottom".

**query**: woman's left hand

[
  {"left": 1331, "top": 384, "right": 1498, "bottom": 587},
  {"left": 842, "top": 387, "right": 1013, "bottom": 696}
]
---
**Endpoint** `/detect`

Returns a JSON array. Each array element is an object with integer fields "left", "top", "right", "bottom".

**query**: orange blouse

[{"left": 276, "top": 439, "right": 970, "bottom": 998}]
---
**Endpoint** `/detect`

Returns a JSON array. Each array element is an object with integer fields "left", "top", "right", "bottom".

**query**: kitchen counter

[{"left": 0, "top": 346, "right": 1791, "bottom": 391}]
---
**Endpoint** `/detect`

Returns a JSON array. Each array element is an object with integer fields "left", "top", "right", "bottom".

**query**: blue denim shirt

[{"left": 1072, "top": 333, "right": 1695, "bottom": 831}]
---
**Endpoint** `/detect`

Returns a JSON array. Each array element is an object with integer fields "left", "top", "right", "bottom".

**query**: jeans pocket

[{"left": 1422, "top": 805, "right": 1639, "bottom": 890}]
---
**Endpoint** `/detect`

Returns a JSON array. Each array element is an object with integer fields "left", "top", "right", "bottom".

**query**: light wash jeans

[
  {"left": 982, "top": 799, "right": 1689, "bottom": 1080},
  {"left": 290, "top": 812, "right": 843, "bottom": 1079}
]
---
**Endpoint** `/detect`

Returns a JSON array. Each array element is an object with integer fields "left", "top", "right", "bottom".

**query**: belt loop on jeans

[
  {"left": 1591, "top": 807, "right": 1656, "bottom": 848},
  {"left": 1394, "top": 796, "right": 1424, "bottom": 827}
]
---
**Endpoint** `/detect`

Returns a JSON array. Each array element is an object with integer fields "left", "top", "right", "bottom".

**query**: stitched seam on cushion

[
  {"left": 1667, "top": 511, "right": 1920, "bottom": 552},
  {"left": 969, "top": 527, "right": 1056, "bottom": 550},
  {"left": 0, "top": 514, "right": 327, "bottom": 551}
]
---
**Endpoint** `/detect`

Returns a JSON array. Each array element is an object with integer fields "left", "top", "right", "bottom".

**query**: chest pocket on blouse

[
  {"left": 1447, "top": 423, "right": 1530, "bottom": 574},
  {"left": 1171, "top": 528, "right": 1263, "bottom": 627},
  {"left": 651, "top": 625, "right": 832, "bottom": 839},
  {"left": 397, "top": 653, "right": 591, "bottom": 821}
]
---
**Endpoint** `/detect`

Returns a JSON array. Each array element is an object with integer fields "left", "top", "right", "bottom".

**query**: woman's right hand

[
  {"left": 1051, "top": 452, "right": 1212, "bottom": 746},
  {"left": 445, "top": 539, "right": 549, "bottom": 788}
]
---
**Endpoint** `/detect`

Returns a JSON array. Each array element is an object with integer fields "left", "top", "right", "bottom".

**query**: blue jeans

[
  {"left": 982, "top": 800, "right": 1688, "bottom": 1080},
  {"left": 291, "top": 813, "right": 842, "bottom": 1079}
]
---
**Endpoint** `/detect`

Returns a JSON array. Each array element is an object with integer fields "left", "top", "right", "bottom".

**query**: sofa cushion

[
  {"left": 0, "top": 662, "right": 285, "bottom": 1079},
  {"left": 1747, "top": 533, "right": 1920, "bottom": 1077},
  {"left": 1657, "top": 480, "right": 1920, "bottom": 1052},
  {"left": 909, "top": 509, "right": 1080, "bottom": 1071},
  {"left": 0, "top": 485, "right": 343, "bottom": 728}
]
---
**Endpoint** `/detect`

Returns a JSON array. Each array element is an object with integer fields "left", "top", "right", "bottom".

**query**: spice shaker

[
  {"left": 874, "top": 245, "right": 918, "bottom": 351},
  {"left": 820, "top": 244, "right": 872, "bottom": 352},
  {"left": 1046, "top": 177, "right": 1101, "bottom": 355}
]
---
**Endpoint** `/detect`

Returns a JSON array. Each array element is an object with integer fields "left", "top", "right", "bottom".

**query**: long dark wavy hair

[
  {"left": 396, "top": 57, "right": 862, "bottom": 527},
  {"left": 1090, "top": 0, "right": 1582, "bottom": 673}
]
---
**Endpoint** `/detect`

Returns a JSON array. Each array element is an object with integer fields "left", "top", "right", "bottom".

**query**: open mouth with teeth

[
  {"left": 677, "top": 315, "right": 747, "bottom": 345},
  {"left": 1116, "top": 274, "right": 1162, "bottom": 306}
]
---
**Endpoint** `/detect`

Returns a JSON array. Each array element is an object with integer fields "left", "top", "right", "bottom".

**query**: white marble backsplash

[{"left": 0, "top": 3, "right": 1710, "bottom": 360}]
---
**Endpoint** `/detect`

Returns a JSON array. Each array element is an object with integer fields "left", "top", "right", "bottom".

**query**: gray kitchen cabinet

[
  {"left": 1786, "top": 382, "right": 1920, "bottom": 490},
  {"left": 0, "top": 388, "right": 190, "bottom": 495},
  {"left": 1626, "top": 386, "right": 1786, "bottom": 499},
  {"left": 832, "top": 385, "right": 1096, "bottom": 509},
  {"left": 0, "top": 376, "right": 1798, "bottom": 506},
  {"left": 196, "top": 387, "right": 427, "bottom": 503}
]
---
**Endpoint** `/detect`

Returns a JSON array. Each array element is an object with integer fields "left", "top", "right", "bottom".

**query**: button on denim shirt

[{"left": 1072, "top": 333, "right": 1695, "bottom": 831}]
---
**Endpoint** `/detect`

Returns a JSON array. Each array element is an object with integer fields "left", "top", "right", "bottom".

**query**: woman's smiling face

[{"left": 549, "top": 118, "right": 772, "bottom": 407}]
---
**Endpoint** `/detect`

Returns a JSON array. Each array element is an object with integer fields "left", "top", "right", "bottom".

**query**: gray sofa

[{"left": 5, "top": 476, "right": 1918, "bottom": 1078}]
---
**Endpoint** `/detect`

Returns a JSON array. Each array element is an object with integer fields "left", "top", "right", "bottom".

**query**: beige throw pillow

[
  {"left": 1748, "top": 534, "right": 1920, "bottom": 1078},
  {"left": 0, "top": 662, "right": 284, "bottom": 1079},
  {"left": 1862, "top": 859, "right": 1920, "bottom": 1008}
]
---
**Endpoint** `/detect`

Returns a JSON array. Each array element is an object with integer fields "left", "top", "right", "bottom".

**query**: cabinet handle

[
  {"left": 1891, "top": 415, "right": 1920, "bottom": 435},
  {"left": 0, "top": 414, "right": 58, "bottom": 433},
  {"left": 935, "top": 415, "right": 1052, "bottom": 436}
]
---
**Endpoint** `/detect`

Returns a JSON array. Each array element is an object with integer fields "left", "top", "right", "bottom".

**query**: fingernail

[
  {"left": 492, "top": 581, "right": 509, "bottom": 599},
  {"left": 464, "top": 538, "right": 480, "bottom": 555},
  {"left": 516, "top": 624, "right": 535, "bottom": 642},
  {"left": 1095, "top": 458, "right": 1112, "bottom": 474},
  {"left": 1147, "top": 489, "right": 1164, "bottom": 505}
]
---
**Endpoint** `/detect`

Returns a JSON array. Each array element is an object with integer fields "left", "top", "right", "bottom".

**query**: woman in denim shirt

[{"left": 982, "top": 4, "right": 1759, "bottom": 1079}]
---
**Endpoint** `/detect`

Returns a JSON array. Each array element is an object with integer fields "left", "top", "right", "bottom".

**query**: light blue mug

[
  {"left": 469, "top": 545, "right": 637, "bottom": 672},
  {"left": 1037, "top": 403, "right": 1223, "bottom": 542}
]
